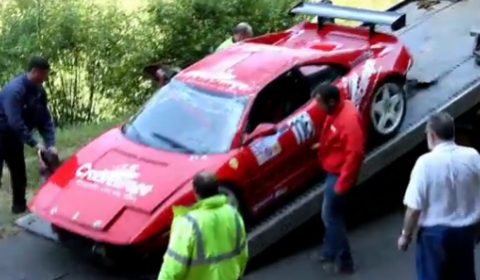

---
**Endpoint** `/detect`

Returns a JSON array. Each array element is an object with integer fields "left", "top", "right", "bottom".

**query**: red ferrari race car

[{"left": 20, "top": 2, "right": 412, "bottom": 262}]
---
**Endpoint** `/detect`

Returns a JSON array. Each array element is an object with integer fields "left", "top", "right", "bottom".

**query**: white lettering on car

[
  {"left": 343, "top": 59, "right": 381, "bottom": 109},
  {"left": 182, "top": 67, "right": 252, "bottom": 93},
  {"left": 75, "top": 163, "right": 153, "bottom": 200}
]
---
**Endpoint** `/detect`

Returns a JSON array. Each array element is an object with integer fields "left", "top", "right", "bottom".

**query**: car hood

[{"left": 30, "top": 127, "right": 231, "bottom": 236}]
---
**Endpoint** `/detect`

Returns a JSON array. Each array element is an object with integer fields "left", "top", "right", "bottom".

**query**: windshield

[{"left": 123, "top": 79, "right": 248, "bottom": 154}]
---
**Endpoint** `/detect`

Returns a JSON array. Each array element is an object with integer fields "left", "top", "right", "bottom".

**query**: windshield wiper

[
  {"left": 151, "top": 132, "right": 196, "bottom": 154},
  {"left": 124, "top": 123, "right": 148, "bottom": 143}
]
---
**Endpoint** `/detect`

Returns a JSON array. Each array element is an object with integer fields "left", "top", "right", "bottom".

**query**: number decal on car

[{"left": 287, "top": 112, "right": 314, "bottom": 144}]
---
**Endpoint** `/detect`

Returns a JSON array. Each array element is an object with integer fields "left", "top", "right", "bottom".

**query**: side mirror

[{"left": 244, "top": 123, "right": 277, "bottom": 144}]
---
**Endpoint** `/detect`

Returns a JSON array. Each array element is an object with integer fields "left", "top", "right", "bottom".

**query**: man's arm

[
  {"left": 335, "top": 118, "right": 365, "bottom": 193},
  {"left": 3, "top": 85, "right": 38, "bottom": 147},
  {"left": 401, "top": 156, "right": 427, "bottom": 236},
  {"left": 37, "top": 88, "right": 55, "bottom": 148},
  {"left": 158, "top": 217, "right": 194, "bottom": 280}
]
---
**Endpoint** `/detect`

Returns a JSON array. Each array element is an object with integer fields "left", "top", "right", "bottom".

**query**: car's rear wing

[{"left": 288, "top": 1, "right": 406, "bottom": 36}]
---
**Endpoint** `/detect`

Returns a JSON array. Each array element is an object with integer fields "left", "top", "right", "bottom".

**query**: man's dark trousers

[
  {"left": 320, "top": 173, "right": 353, "bottom": 269},
  {"left": 0, "top": 129, "right": 27, "bottom": 209},
  {"left": 416, "top": 225, "right": 476, "bottom": 280},
  {"left": 0, "top": 157, "right": 3, "bottom": 187}
]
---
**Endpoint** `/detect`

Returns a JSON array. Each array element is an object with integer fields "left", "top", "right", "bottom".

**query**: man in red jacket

[{"left": 314, "top": 84, "right": 365, "bottom": 274}]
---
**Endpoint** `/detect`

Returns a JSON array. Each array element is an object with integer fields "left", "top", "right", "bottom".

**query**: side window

[
  {"left": 245, "top": 71, "right": 312, "bottom": 134},
  {"left": 299, "top": 64, "right": 345, "bottom": 93},
  {"left": 244, "top": 89, "right": 274, "bottom": 134}
]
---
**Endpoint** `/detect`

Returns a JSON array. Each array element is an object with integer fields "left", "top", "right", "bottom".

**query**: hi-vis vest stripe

[{"left": 167, "top": 207, "right": 246, "bottom": 266}]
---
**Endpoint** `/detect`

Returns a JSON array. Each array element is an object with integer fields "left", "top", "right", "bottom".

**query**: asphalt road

[
  {"left": 243, "top": 142, "right": 423, "bottom": 280},
  {"left": 245, "top": 140, "right": 480, "bottom": 280},
  {"left": 0, "top": 143, "right": 476, "bottom": 280},
  {"left": 0, "top": 141, "right": 428, "bottom": 280},
  {"left": 0, "top": 142, "right": 421, "bottom": 280}
]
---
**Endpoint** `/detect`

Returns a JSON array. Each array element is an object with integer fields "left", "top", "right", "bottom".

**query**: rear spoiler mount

[{"left": 288, "top": 1, "right": 406, "bottom": 37}]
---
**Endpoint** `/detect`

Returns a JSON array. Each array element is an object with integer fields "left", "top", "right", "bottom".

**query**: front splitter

[{"left": 15, "top": 213, "right": 59, "bottom": 242}]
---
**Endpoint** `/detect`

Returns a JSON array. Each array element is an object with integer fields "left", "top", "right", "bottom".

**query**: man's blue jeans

[{"left": 320, "top": 173, "right": 353, "bottom": 268}]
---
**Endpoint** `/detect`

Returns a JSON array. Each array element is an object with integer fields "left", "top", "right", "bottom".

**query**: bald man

[
  {"left": 216, "top": 22, "right": 254, "bottom": 52},
  {"left": 158, "top": 171, "right": 248, "bottom": 280}
]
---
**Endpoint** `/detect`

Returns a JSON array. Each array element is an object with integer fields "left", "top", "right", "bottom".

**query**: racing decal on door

[
  {"left": 343, "top": 59, "right": 381, "bottom": 109},
  {"left": 287, "top": 112, "right": 315, "bottom": 144},
  {"left": 249, "top": 134, "right": 282, "bottom": 165}
]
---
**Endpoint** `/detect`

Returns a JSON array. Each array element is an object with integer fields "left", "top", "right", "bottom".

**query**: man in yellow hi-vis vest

[
  {"left": 157, "top": 171, "right": 248, "bottom": 280},
  {"left": 215, "top": 22, "right": 253, "bottom": 52}
]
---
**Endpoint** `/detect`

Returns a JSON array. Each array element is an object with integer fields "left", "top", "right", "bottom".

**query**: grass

[{"left": 0, "top": 119, "right": 120, "bottom": 238}]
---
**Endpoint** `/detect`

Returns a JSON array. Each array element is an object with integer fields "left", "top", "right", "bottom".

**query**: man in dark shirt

[{"left": 0, "top": 57, "right": 57, "bottom": 214}]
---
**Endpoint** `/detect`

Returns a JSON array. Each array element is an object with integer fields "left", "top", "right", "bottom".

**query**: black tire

[
  {"left": 218, "top": 183, "right": 252, "bottom": 227},
  {"left": 368, "top": 78, "right": 407, "bottom": 145}
]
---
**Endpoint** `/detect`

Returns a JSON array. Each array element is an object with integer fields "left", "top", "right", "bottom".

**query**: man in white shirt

[{"left": 398, "top": 112, "right": 480, "bottom": 280}]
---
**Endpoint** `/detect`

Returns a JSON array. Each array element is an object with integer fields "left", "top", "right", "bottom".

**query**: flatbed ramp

[
  {"left": 246, "top": 211, "right": 480, "bottom": 280},
  {"left": 248, "top": 0, "right": 480, "bottom": 258},
  {"left": 4, "top": 1, "right": 480, "bottom": 279}
]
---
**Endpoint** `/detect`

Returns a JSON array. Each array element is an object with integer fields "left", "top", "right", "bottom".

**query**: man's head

[
  {"left": 27, "top": 56, "right": 50, "bottom": 84},
  {"left": 425, "top": 112, "right": 455, "bottom": 150},
  {"left": 192, "top": 171, "right": 219, "bottom": 200},
  {"left": 233, "top": 22, "right": 253, "bottom": 42},
  {"left": 313, "top": 84, "right": 341, "bottom": 114}
]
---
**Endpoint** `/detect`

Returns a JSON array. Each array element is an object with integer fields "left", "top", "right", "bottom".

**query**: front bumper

[{"left": 15, "top": 213, "right": 168, "bottom": 269}]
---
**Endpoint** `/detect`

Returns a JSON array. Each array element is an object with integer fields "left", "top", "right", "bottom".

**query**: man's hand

[
  {"left": 397, "top": 233, "right": 412, "bottom": 251},
  {"left": 47, "top": 146, "right": 58, "bottom": 155},
  {"left": 35, "top": 143, "right": 46, "bottom": 152},
  {"left": 474, "top": 223, "right": 480, "bottom": 245},
  {"left": 36, "top": 143, "right": 46, "bottom": 169},
  {"left": 155, "top": 68, "right": 166, "bottom": 79},
  {"left": 333, "top": 188, "right": 344, "bottom": 195}
]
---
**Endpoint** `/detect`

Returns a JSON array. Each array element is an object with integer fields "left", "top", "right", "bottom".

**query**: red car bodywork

[{"left": 29, "top": 20, "right": 411, "bottom": 251}]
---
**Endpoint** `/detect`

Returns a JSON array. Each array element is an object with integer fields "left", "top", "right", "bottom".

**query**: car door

[
  {"left": 242, "top": 104, "right": 324, "bottom": 214},
  {"left": 280, "top": 101, "right": 326, "bottom": 191},
  {"left": 241, "top": 126, "right": 294, "bottom": 213},
  {"left": 283, "top": 63, "right": 345, "bottom": 188},
  {"left": 240, "top": 74, "right": 325, "bottom": 213}
]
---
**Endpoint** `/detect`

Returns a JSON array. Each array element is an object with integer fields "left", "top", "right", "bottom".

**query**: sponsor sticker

[
  {"left": 75, "top": 163, "right": 153, "bottom": 201},
  {"left": 249, "top": 135, "right": 282, "bottom": 165}
]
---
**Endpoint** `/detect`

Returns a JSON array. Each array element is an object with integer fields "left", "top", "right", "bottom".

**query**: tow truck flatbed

[
  {"left": 11, "top": 1, "right": 480, "bottom": 277},
  {"left": 247, "top": 0, "right": 480, "bottom": 258}
]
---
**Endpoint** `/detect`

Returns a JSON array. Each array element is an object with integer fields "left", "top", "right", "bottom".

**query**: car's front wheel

[
  {"left": 219, "top": 184, "right": 252, "bottom": 227},
  {"left": 219, "top": 185, "right": 241, "bottom": 209},
  {"left": 369, "top": 79, "right": 407, "bottom": 142}
]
